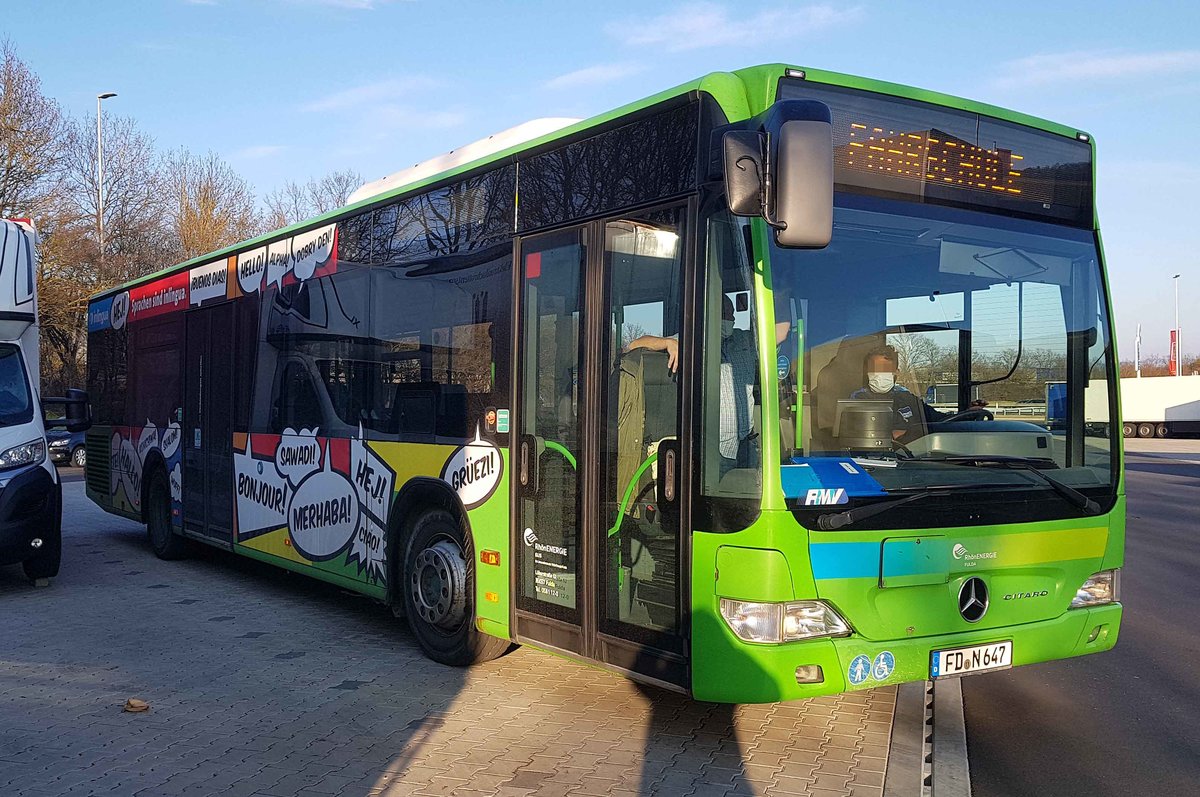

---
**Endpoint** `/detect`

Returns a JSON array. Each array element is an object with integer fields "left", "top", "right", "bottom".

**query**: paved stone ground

[{"left": 0, "top": 481, "right": 895, "bottom": 797}]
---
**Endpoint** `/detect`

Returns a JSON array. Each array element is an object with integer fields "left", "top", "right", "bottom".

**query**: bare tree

[
  {"left": 0, "top": 41, "right": 67, "bottom": 219},
  {"left": 165, "top": 148, "right": 262, "bottom": 260},
  {"left": 263, "top": 168, "right": 361, "bottom": 228}
]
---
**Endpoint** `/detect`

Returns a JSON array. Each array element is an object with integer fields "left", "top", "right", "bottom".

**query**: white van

[{"left": 0, "top": 219, "right": 89, "bottom": 585}]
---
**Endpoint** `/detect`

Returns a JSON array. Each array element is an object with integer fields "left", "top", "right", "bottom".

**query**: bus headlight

[
  {"left": 720, "top": 599, "right": 851, "bottom": 643},
  {"left": 1070, "top": 569, "right": 1120, "bottom": 608},
  {"left": 0, "top": 439, "right": 45, "bottom": 470}
]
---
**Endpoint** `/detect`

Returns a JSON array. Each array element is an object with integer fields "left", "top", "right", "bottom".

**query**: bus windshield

[{"left": 772, "top": 196, "right": 1116, "bottom": 527}]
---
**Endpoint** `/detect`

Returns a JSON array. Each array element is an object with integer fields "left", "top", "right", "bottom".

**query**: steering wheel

[{"left": 944, "top": 407, "right": 994, "bottom": 422}]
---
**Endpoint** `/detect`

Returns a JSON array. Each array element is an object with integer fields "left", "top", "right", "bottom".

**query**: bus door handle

[
  {"left": 519, "top": 434, "right": 540, "bottom": 494},
  {"left": 657, "top": 440, "right": 679, "bottom": 506}
]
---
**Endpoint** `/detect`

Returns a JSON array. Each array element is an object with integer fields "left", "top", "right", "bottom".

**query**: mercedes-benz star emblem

[{"left": 958, "top": 577, "right": 989, "bottom": 623}]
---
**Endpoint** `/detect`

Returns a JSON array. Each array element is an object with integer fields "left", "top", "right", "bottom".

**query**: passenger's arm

[{"left": 624, "top": 335, "right": 679, "bottom": 372}]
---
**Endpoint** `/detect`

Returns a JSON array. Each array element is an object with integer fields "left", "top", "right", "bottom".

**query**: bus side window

[{"left": 272, "top": 361, "right": 322, "bottom": 433}]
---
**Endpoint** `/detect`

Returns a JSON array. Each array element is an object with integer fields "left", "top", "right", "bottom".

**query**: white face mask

[
  {"left": 721, "top": 320, "right": 735, "bottom": 338},
  {"left": 867, "top": 371, "right": 895, "bottom": 393}
]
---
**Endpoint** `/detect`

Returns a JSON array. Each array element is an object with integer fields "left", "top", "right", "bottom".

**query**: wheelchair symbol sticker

[{"left": 872, "top": 651, "right": 895, "bottom": 681}]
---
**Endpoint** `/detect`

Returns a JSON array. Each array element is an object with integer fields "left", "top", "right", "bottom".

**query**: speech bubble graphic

[
  {"left": 347, "top": 428, "right": 394, "bottom": 583},
  {"left": 161, "top": 422, "right": 181, "bottom": 459},
  {"left": 275, "top": 427, "right": 321, "bottom": 487},
  {"left": 110, "top": 291, "right": 130, "bottom": 330},
  {"left": 290, "top": 223, "right": 335, "bottom": 282},
  {"left": 189, "top": 259, "right": 227, "bottom": 306},
  {"left": 266, "top": 238, "right": 293, "bottom": 291},
  {"left": 237, "top": 245, "right": 267, "bottom": 294},
  {"left": 287, "top": 444, "right": 360, "bottom": 561},
  {"left": 440, "top": 425, "right": 503, "bottom": 510},
  {"left": 233, "top": 443, "right": 289, "bottom": 540},
  {"left": 170, "top": 463, "right": 182, "bottom": 503},
  {"left": 118, "top": 437, "right": 142, "bottom": 510},
  {"left": 109, "top": 432, "right": 122, "bottom": 497},
  {"left": 138, "top": 420, "right": 159, "bottom": 463}
]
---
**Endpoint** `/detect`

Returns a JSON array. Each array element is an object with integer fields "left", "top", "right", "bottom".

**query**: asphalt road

[{"left": 963, "top": 439, "right": 1200, "bottom": 796}]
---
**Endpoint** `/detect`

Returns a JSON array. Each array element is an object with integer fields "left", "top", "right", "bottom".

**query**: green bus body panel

[
  {"left": 715, "top": 546, "right": 795, "bottom": 602},
  {"left": 691, "top": 507, "right": 1124, "bottom": 703}
]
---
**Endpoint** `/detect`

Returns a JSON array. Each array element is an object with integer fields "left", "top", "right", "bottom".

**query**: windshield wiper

[
  {"left": 815, "top": 484, "right": 998, "bottom": 530},
  {"left": 914, "top": 454, "right": 1101, "bottom": 515}
]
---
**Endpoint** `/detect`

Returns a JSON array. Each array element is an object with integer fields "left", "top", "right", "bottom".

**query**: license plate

[{"left": 931, "top": 641, "right": 1013, "bottom": 678}]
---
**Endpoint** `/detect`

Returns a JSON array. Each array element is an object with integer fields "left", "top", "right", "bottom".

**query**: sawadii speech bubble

[
  {"left": 287, "top": 445, "right": 360, "bottom": 561},
  {"left": 275, "top": 427, "right": 321, "bottom": 487}
]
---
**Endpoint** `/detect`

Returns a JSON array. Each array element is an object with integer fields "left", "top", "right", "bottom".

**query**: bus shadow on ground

[{"left": 0, "top": 497, "right": 836, "bottom": 796}]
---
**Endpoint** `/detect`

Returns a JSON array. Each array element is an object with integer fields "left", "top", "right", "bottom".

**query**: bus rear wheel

[
  {"left": 401, "top": 508, "right": 509, "bottom": 666},
  {"left": 146, "top": 468, "right": 188, "bottom": 560}
]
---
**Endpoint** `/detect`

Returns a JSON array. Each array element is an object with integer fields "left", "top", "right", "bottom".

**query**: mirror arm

[{"left": 759, "top": 132, "right": 788, "bottom": 232}]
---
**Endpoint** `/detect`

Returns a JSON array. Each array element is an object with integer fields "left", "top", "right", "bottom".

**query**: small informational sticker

[
  {"left": 872, "top": 651, "right": 895, "bottom": 681},
  {"left": 776, "top": 354, "right": 790, "bottom": 379},
  {"left": 849, "top": 651, "right": 897, "bottom": 686},
  {"left": 848, "top": 654, "right": 872, "bottom": 686},
  {"left": 496, "top": 409, "right": 510, "bottom": 434}
]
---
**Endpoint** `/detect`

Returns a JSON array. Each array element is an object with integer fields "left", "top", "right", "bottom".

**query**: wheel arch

[
  {"left": 139, "top": 450, "right": 168, "bottom": 523},
  {"left": 385, "top": 477, "right": 473, "bottom": 607}
]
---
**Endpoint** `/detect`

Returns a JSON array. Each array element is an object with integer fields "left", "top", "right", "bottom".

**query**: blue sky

[{"left": 7, "top": 0, "right": 1198, "bottom": 358}]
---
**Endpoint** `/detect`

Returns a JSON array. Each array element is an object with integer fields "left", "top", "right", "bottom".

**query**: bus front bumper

[
  {"left": 0, "top": 465, "right": 60, "bottom": 566},
  {"left": 692, "top": 603, "right": 1121, "bottom": 703}
]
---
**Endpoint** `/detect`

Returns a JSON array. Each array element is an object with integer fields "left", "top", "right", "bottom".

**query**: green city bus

[{"left": 85, "top": 64, "right": 1122, "bottom": 702}]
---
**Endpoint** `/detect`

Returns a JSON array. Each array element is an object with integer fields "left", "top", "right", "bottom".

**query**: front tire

[
  {"left": 71, "top": 446, "right": 86, "bottom": 468},
  {"left": 401, "top": 509, "right": 509, "bottom": 666},
  {"left": 146, "top": 468, "right": 188, "bottom": 560}
]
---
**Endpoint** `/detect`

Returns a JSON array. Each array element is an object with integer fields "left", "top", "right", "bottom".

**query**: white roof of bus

[{"left": 346, "top": 117, "right": 583, "bottom": 205}]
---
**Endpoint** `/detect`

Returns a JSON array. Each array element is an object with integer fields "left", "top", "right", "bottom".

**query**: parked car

[{"left": 47, "top": 428, "right": 86, "bottom": 467}]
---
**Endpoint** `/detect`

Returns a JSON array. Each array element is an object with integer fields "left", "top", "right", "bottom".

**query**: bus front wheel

[
  {"left": 401, "top": 509, "right": 509, "bottom": 666},
  {"left": 146, "top": 468, "right": 188, "bottom": 560}
]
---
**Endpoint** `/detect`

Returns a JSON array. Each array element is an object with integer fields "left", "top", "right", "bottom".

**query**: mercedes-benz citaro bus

[{"left": 84, "top": 64, "right": 1122, "bottom": 701}]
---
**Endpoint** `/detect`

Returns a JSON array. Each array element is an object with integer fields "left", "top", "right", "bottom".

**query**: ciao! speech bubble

[
  {"left": 440, "top": 426, "right": 503, "bottom": 510},
  {"left": 287, "top": 448, "right": 360, "bottom": 561},
  {"left": 275, "top": 428, "right": 321, "bottom": 487}
]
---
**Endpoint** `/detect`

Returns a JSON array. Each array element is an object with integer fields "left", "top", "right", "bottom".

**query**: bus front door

[
  {"left": 514, "top": 205, "right": 691, "bottom": 691},
  {"left": 183, "top": 302, "right": 236, "bottom": 544}
]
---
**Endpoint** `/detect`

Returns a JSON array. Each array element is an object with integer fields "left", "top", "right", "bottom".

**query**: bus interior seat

[
  {"left": 388, "top": 381, "right": 468, "bottom": 437},
  {"left": 811, "top": 333, "right": 886, "bottom": 448}
]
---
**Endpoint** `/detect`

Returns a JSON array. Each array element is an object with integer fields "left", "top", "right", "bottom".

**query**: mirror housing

[
  {"left": 722, "top": 99, "right": 834, "bottom": 249},
  {"left": 723, "top": 131, "right": 766, "bottom": 216},
  {"left": 43, "top": 387, "right": 92, "bottom": 433}
]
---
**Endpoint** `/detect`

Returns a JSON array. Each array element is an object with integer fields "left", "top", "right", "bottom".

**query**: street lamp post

[
  {"left": 96, "top": 92, "right": 117, "bottom": 256},
  {"left": 1174, "top": 274, "right": 1182, "bottom": 377}
]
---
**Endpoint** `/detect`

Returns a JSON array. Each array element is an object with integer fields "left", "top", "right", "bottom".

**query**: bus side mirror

[
  {"left": 774, "top": 118, "right": 833, "bottom": 248},
  {"left": 722, "top": 100, "right": 834, "bottom": 249},
  {"left": 43, "top": 387, "right": 92, "bottom": 433},
  {"left": 723, "top": 131, "right": 766, "bottom": 217}
]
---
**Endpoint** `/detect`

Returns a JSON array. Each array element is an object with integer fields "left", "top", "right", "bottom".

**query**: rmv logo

[{"left": 804, "top": 488, "right": 847, "bottom": 506}]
